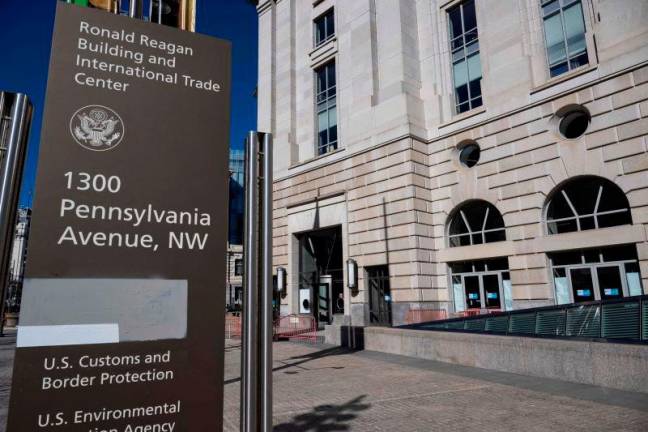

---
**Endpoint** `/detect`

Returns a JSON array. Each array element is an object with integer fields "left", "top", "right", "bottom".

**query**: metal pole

[
  {"left": 0, "top": 94, "right": 31, "bottom": 337},
  {"left": 128, "top": 0, "right": 142, "bottom": 18},
  {"left": 260, "top": 133, "right": 273, "bottom": 432},
  {"left": 241, "top": 132, "right": 259, "bottom": 432}
]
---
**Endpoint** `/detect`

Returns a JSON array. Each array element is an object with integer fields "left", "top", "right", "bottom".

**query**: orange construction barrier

[
  {"left": 225, "top": 314, "right": 242, "bottom": 339},
  {"left": 404, "top": 309, "right": 448, "bottom": 324},
  {"left": 273, "top": 314, "right": 318, "bottom": 343}
]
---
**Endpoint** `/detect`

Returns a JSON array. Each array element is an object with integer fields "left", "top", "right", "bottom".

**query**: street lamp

[
  {"left": 276, "top": 267, "right": 286, "bottom": 293},
  {"left": 347, "top": 259, "right": 357, "bottom": 290}
]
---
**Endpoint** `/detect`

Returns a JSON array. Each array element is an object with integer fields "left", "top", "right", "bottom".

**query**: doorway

[
  {"left": 550, "top": 245, "right": 643, "bottom": 304},
  {"left": 297, "top": 226, "right": 343, "bottom": 326},
  {"left": 367, "top": 265, "right": 392, "bottom": 326},
  {"left": 450, "top": 258, "right": 511, "bottom": 313}
]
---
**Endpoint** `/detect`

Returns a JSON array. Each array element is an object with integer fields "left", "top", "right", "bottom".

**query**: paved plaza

[
  {"left": 0, "top": 335, "right": 647, "bottom": 431},
  {"left": 223, "top": 340, "right": 648, "bottom": 431}
]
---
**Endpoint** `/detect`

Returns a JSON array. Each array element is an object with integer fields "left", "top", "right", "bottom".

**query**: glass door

[
  {"left": 483, "top": 274, "right": 501, "bottom": 309},
  {"left": 596, "top": 266, "right": 623, "bottom": 300},
  {"left": 463, "top": 275, "right": 481, "bottom": 309},
  {"left": 317, "top": 275, "right": 332, "bottom": 325},
  {"left": 570, "top": 267, "right": 595, "bottom": 302}
]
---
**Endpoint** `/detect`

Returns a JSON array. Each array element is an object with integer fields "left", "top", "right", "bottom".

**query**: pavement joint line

[
  {"left": 355, "top": 349, "right": 648, "bottom": 413},
  {"left": 341, "top": 384, "right": 495, "bottom": 406}
]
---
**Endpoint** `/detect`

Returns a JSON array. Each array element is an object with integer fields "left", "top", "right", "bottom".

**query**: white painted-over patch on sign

[{"left": 17, "top": 324, "right": 119, "bottom": 347}]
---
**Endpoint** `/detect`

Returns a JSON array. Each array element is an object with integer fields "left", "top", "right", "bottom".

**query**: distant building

[
  {"left": 6, "top": 207, "right": 31, "bottom": 314},
  {"left": 256, "top": 0, "right": 648, "bottom": 327},
  {"left": 227, "top": 149, "right": 245, "bottom": 310},
  {"left": 63, "top": 0, "right": 196, "bottom": 31},
  {"left": 226, "top": 243, "right": 244, "bottom": 311},
  {"left": 229, "top": 149, "right": 245, "bottom": 245}
]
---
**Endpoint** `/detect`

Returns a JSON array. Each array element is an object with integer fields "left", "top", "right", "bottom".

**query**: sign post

[
  {"left": 240, "top": 131, "right": 273, "bottom": 432},
  {"left": 0, "top": 93, "right": 32, "bottom": 337},
  {"left": 7, "top": 3, "right": 231, "bottom": 431}
]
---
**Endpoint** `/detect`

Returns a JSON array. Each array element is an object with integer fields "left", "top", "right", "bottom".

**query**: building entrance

[
  {"left": 450, "top": 258, "right": 512, "bottom": 313},
  {"left": 550, "top": 245, "right": 643, "bottom": 304},
  {"left": 297, "top": 226, "right": 343, "bottom": 327}
]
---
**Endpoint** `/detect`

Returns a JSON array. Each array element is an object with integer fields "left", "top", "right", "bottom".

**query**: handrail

[{"left": 401, "top": 294, "right": 648, "bottom": 344}]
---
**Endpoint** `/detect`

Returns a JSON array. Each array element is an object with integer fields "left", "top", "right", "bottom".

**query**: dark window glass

[
  {"left": 449, "top": 1, "right": 482, "bottom": 113},
  {"left": 565, "top": 182, "right": 597, "bottom": 215},
  {"left": 550, "top": 250, "right": 582, "bottom": 266},
  {"left": 598, "top": 183, "right": 630, "bottom": 213},
  {"left": 484, "top": 230, "right": 506, "bottom": 243},
  {"left": 597, "top": 266, "right": 624, "bottom": 300},
  {"left": 459, "top": 143, "right": 480, "bottom": 168},
  {"left": 579, "top": 215, "right": 595, "bottom": 231},
  {"left": 487, "top": 258, "right": 509, "bottom": 271},
  {"left": 448, "top": 7, "right": 463, "bottom": 40},
  {"left": 546, "top": 177, "right": 631, "bottom": 234},
  {"left": 469, "top": 74, "right": 482, "bottom": 98},
  {"left": 315, "top": 62, "right": 338, "bottom": 155},
  {"left": 582, "top": 249, "right": 600, "bottom": 264},
  {"left": 542, "top": 0, "right": 588, "bottom": 77},
  {"left": 314, "top": 9, "right": 335, "bottom": 47},
  {"left": 547, "top": 192, "right": 572, "bottom": 219},
  {"left": 464, "top": 276, "right": 481, "bottom": 309},
  {"left": 601, "top": 245, "right": 636, "bottom": 262},
  {"left": 449, "top": 201, "right": 506, "bottom": 247},
  {"left": 570, "top": 267, "right": 594, "bottom": 302},
  {"left": 559, "top": 110, "right": 590, "bottom": 139},
  {"left": 597, "top": 212, "right": 632, "bottom": 228},
  {"left": 463, "top": 0, "right": 477, "bottom": 33},
  {"left": 234, "top": 259, "right": 243, "bottom": 276},
  {"left": 450, "top": 262, "right": 472, "bottom": 274},
  {"left": 483, "top": 274, "right": 501, "bottom": 309}
]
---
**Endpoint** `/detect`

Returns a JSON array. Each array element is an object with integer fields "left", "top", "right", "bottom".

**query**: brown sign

[{"left": 7, "top": 3, "right": 230, "bottom": 431}]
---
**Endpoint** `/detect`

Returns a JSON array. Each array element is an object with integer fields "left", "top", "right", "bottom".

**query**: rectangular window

[
  {"left": 541, "top": 0, "right": 589, "bottom": 77},
  {"left": 448, "top": 0, "right": 482, "bottom": 114},
  {"left": 315, "top": 61, "right": 338, "bottom": 156},
  {"left": 314, "top": 9, "right": 335, "bottom": 47},
  {"left": 234, "top": 259, "right": 243, "bottom": 276}
]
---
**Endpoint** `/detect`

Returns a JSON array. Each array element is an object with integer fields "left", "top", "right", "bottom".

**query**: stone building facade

[{"left": 256, "top": 0, "right": 648, "bottom": 326}]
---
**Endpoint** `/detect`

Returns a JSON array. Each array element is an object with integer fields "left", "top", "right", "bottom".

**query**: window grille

[
  {"left": 448, "top": 201, "right": 506, "bottom": 247},
  {"left": 546, "top": 177, "right": 631, "bottom": 235}
]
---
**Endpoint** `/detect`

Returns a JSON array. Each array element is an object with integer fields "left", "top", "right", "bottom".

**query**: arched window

[
  {"left": 546, "top": 177, "right": 632, "bottom": 235},
  {"left": 448, "top": 201, "right": 506, "bottom": 247}
]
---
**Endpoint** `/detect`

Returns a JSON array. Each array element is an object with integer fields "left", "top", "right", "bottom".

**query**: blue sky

[{"left": 0, "top": 0, "right": 258, "bottom": 207}]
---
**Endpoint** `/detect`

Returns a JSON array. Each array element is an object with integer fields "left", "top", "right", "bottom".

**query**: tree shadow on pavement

[
  {"left": 274, "top": 395, "right": 371, "bottom": 432},
  {"left": 224, "top": 346, "right": 351, "bottom": 385}
]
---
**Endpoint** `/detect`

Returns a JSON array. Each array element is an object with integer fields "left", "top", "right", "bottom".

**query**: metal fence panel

[
  {"left": 509, "top": 313, "right": 536, "bottom": 334},
  {"left": 464, "top": 318, "right": 485, "bottom": 331},
  {"left": 446, "top": 321, "right": 465, "bottom": 330},
  {"left": 536, "top": 309, "right": 566, "bottom": 336},
  {"left": 485, "top": 315, "right": 509, "bottom": 333},
  {"left": 601, "top": 302, "right": 640, "bottom": 340},
  {"left": 566, "top": 305, "right": 601, "bottom": 337},
  {"left": 642, "top": 300, "right": 648, "bottom": 341}
]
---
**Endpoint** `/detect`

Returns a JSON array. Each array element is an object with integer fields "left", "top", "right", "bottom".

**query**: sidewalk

[
  {"left": 1, "top": 336, "right": 647, "bottom": 431},
  {"left": 224, "top": 340, "right": 648, "bottom": 431}
]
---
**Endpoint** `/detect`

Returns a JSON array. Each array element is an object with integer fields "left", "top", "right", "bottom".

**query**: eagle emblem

[{"left": 70, "top": 105, "right": 124, "bottom": 151}]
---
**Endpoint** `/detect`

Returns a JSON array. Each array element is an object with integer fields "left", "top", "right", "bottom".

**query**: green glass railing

[{"left": 403, "top": 295, "right": 648, "bottom": 343}]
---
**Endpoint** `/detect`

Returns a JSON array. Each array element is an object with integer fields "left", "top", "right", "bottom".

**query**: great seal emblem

[{"left": 70, "top": 105, "right": 124, "bottom": 151}]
